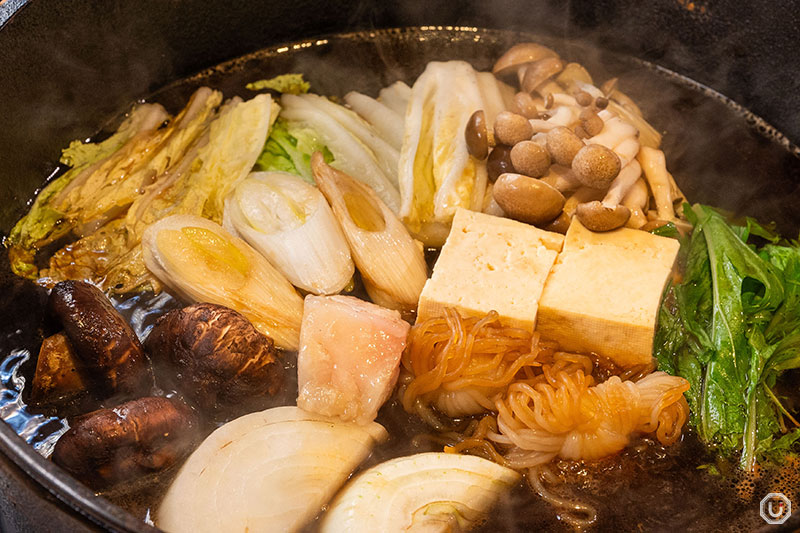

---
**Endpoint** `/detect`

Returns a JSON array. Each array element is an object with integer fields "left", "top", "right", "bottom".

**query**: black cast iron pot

[{"left": 1, "top": 1, "right": 799, "bottom": 531}]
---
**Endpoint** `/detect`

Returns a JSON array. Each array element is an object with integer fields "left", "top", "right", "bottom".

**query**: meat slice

[{"left": 297, "top": 295, "right": 410, "bottom": 425}]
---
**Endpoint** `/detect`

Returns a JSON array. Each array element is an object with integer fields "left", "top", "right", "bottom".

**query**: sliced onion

[
  {"left": 157, "top": 406, "right": 387, "bottom": 533},
  {"left": 320, "top": 452, "right": 520, "bottom": 533}
]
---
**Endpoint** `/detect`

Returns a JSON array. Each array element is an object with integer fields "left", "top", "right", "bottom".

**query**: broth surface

[{"left": 1, "top": 27, "right": 799, "bottom": 532}]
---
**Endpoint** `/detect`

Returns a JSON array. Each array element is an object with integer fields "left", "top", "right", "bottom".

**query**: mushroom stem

[
  {"left": 588, "top": 115, "right": 637, "bottom": 152},
  {"left": 563, "top": 187, "right": 605, "bottom": 217},
  {"left": 541, "top": 164, "right": 582, "bottom": 193},
  {"left": 603, "top": 160, "right": 642, "bottom": 206},
  {"left": 535, "top": 80, "right": 566, "bottom": 99},
  {"left": 529, "top": 119, "right": 557, "bottom": 133},
  {"left": 547, "top": 105, "right": 579, "bottom": 127},
  {"left": 551, "top": 93, "right": 578, "bottom": 107},
  {"left": 574, "top": 81, "right": 604, "bottom": 99},
  {"left": 621, "top": 178, "right": 649, "bottom": 229},
  {"left": 613, "top": 138, "right": 641, "bottom": 167},
  {"left": 637, "top": 146, "right": 675, "bottom": 221},
  {"left": 667, "top": 170, "right": 688, "bottom": 208}
]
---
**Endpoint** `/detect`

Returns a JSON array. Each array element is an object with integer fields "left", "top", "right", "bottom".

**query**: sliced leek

[
  {"left": 398, "top": 61, "right": 491, "bottom": 246},
  {"left": 141, "top": 214, "right": 303, "bottom": 350},
  {"left": 312, "top": 153, "right": 427, "bottom": 312},
  {"left": 157, "top": 406, "right": 388, "bottom": 533},
  {"left": 320, "top": 452, "right": 520, "bottom": 533},
  {"left": 224, "top": 171, "right": 354, "bottom": 295}
]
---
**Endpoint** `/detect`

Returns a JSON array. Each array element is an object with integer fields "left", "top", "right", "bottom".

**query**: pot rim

[{"left": 0, "top": 419, "right": 154, "bottom": 532}]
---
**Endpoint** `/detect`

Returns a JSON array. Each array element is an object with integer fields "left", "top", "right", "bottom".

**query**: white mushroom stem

[
  {"left": 541, "top": 164, "right": 582, "bottom": 193},
  {"left": 589, "top": 115, "right": 638, "bottom": 150},
  {"left": 482, "top": 182, "right": 505, "bottom": 217},
  {"left": 529, "top": 119, "right": 557, "bottom": 133},
  {"left": 535, "top": 80, "right": 566, "bottom": 98},
  {"left": 667, "top": 170, "right": 688, "bottom": 206},
  {"left": 613, "top": 137, "right": 641, "bottom": 167},
  {"left": 552, "top": 93, "right": 578, "bottom": 107},
  {"left": 603, "top": 159, "right": 642, "bottom": 206},
  {"left": 547, "top": 105, "right": 578, "bottom": 127},
  {"left": 638, "top": 146, "right": 675, "bottom": 221},
  {"left": 563, "top": 186, "right": 604, "bottom": 217},
  {"left": 597, "top": 109, "right": 616, "bottom": 122},
  {"left": 621, "top": 178, "right": 649, "bottom": 229},
  {"left": 574, "top": 81, "right": 604, "bottom": 99}
]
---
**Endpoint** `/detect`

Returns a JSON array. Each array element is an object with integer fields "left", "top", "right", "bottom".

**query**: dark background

[{"left": 1, "top": 0, "right": 799, "bottom": 233}]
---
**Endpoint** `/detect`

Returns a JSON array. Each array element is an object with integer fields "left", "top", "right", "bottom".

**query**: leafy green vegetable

[
  {"left": 649, "top": 221, "right": 681, "bottom": 239},
  {"left": 246, "top": 74, "right": 310, "bottom": 95},
  {"left": 6, "top": 110, "right": 153, "bottom": 278},
  {"left": 254, "top": 118, "right": 333, "bottom": 182},
  {"left": 655, "top": 204, "right": 800, "bottom": 471}
]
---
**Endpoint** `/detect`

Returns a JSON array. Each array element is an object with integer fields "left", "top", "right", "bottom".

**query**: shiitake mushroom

[
  {"left": 30, "top": 332, "right": 87, "bottom": 406},
  {"left": 49, "top": 280, "right": 152, "bottom": 399},
  {"left": 52, "top": 396, "right": 199, "bottom": 489},
  {"left": 145, "top": 303, "right": 284, "bottom": 415}
]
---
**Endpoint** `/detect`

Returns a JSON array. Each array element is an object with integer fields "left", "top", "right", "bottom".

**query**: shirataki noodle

[{"left": 402, "top": 308, "right": 691, "bottom": 468}]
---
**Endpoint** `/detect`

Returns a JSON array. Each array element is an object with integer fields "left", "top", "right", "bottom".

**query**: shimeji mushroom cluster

[{"left": 465, "top": 42, "right": 688, "bottom": 233}]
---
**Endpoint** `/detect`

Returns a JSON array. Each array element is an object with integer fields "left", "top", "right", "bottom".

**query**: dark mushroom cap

[
  {"left": 492, "top": 42, "right": 559, "bottom": 80},
  {"left": 494, "top": 111, "right": 533, "bottom": 146},
  {"left": 521, "top": 57, "right": 565, "bottom": 94},
  {"left": 145, "top": 303, "right": 284, "bottom": 415},
  {"left": 465, "top": 110, "right": 489, "bottom": 159},
  {"left": 493, "top": 173, "right": 566, "bottom": 225},
  {"left": 574, "top": 90, "right": 593, "bottom": 107},
  {"left": 49, "top": 280, "right": 152, "bottom": 399},
  {"left": 512, "top": 91, "right": 539, "bottom": 119},
  {"left": 542, "top": 211, "right": 572, "bottom": 234},
  {"left": 52, "top": 396, "right": 199, "bottom": 489},
  {"left": 487, "top": 145, "right": 514, "bottom": 183},
  {"left": 510, "top": 141, "right": 551, "bottom": 178},
  {"left": 546, "top": 126, "right": 585, "bottom": 167},
  {"left": 571, "top": 144, "right": 621, "bottom": 189},
  {"left": 582, "top": 113, "right": 605, "bottom": 137},
  {"left": 575, "top": 201, "right": 631, "bottom": 231}
]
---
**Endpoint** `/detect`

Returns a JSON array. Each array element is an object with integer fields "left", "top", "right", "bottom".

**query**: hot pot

[{"left": 0, "top": 0, "right": 799, "bottom": 531}]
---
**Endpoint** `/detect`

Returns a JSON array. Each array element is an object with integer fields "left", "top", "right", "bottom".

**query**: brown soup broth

[{"left": 1, "top": 28, "right": 800, "bottom": 532}]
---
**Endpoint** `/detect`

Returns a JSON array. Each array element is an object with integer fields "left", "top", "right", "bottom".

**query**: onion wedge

[
  {"left": 312, "top": 153, "right": 427, "bottom": 312},
  {"left": 224, "top": 171, "right": 354, "bottom": 295},
  {"left": 320, "top": 452, "right": 520, "bottom": 533},
  {"left": 142, "top": 214, "right": 303, "bottom": 350},
  {"left": 157, "top": 406, "right": 387, "bottom": 533}
]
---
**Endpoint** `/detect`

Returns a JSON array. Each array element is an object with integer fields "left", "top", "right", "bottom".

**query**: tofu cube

[
  {"left": 536, "top": 219, "right": 680, "bottom": 367},
  {"left": 416, "top": 208, "right": 564, "bottom": 331}
]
